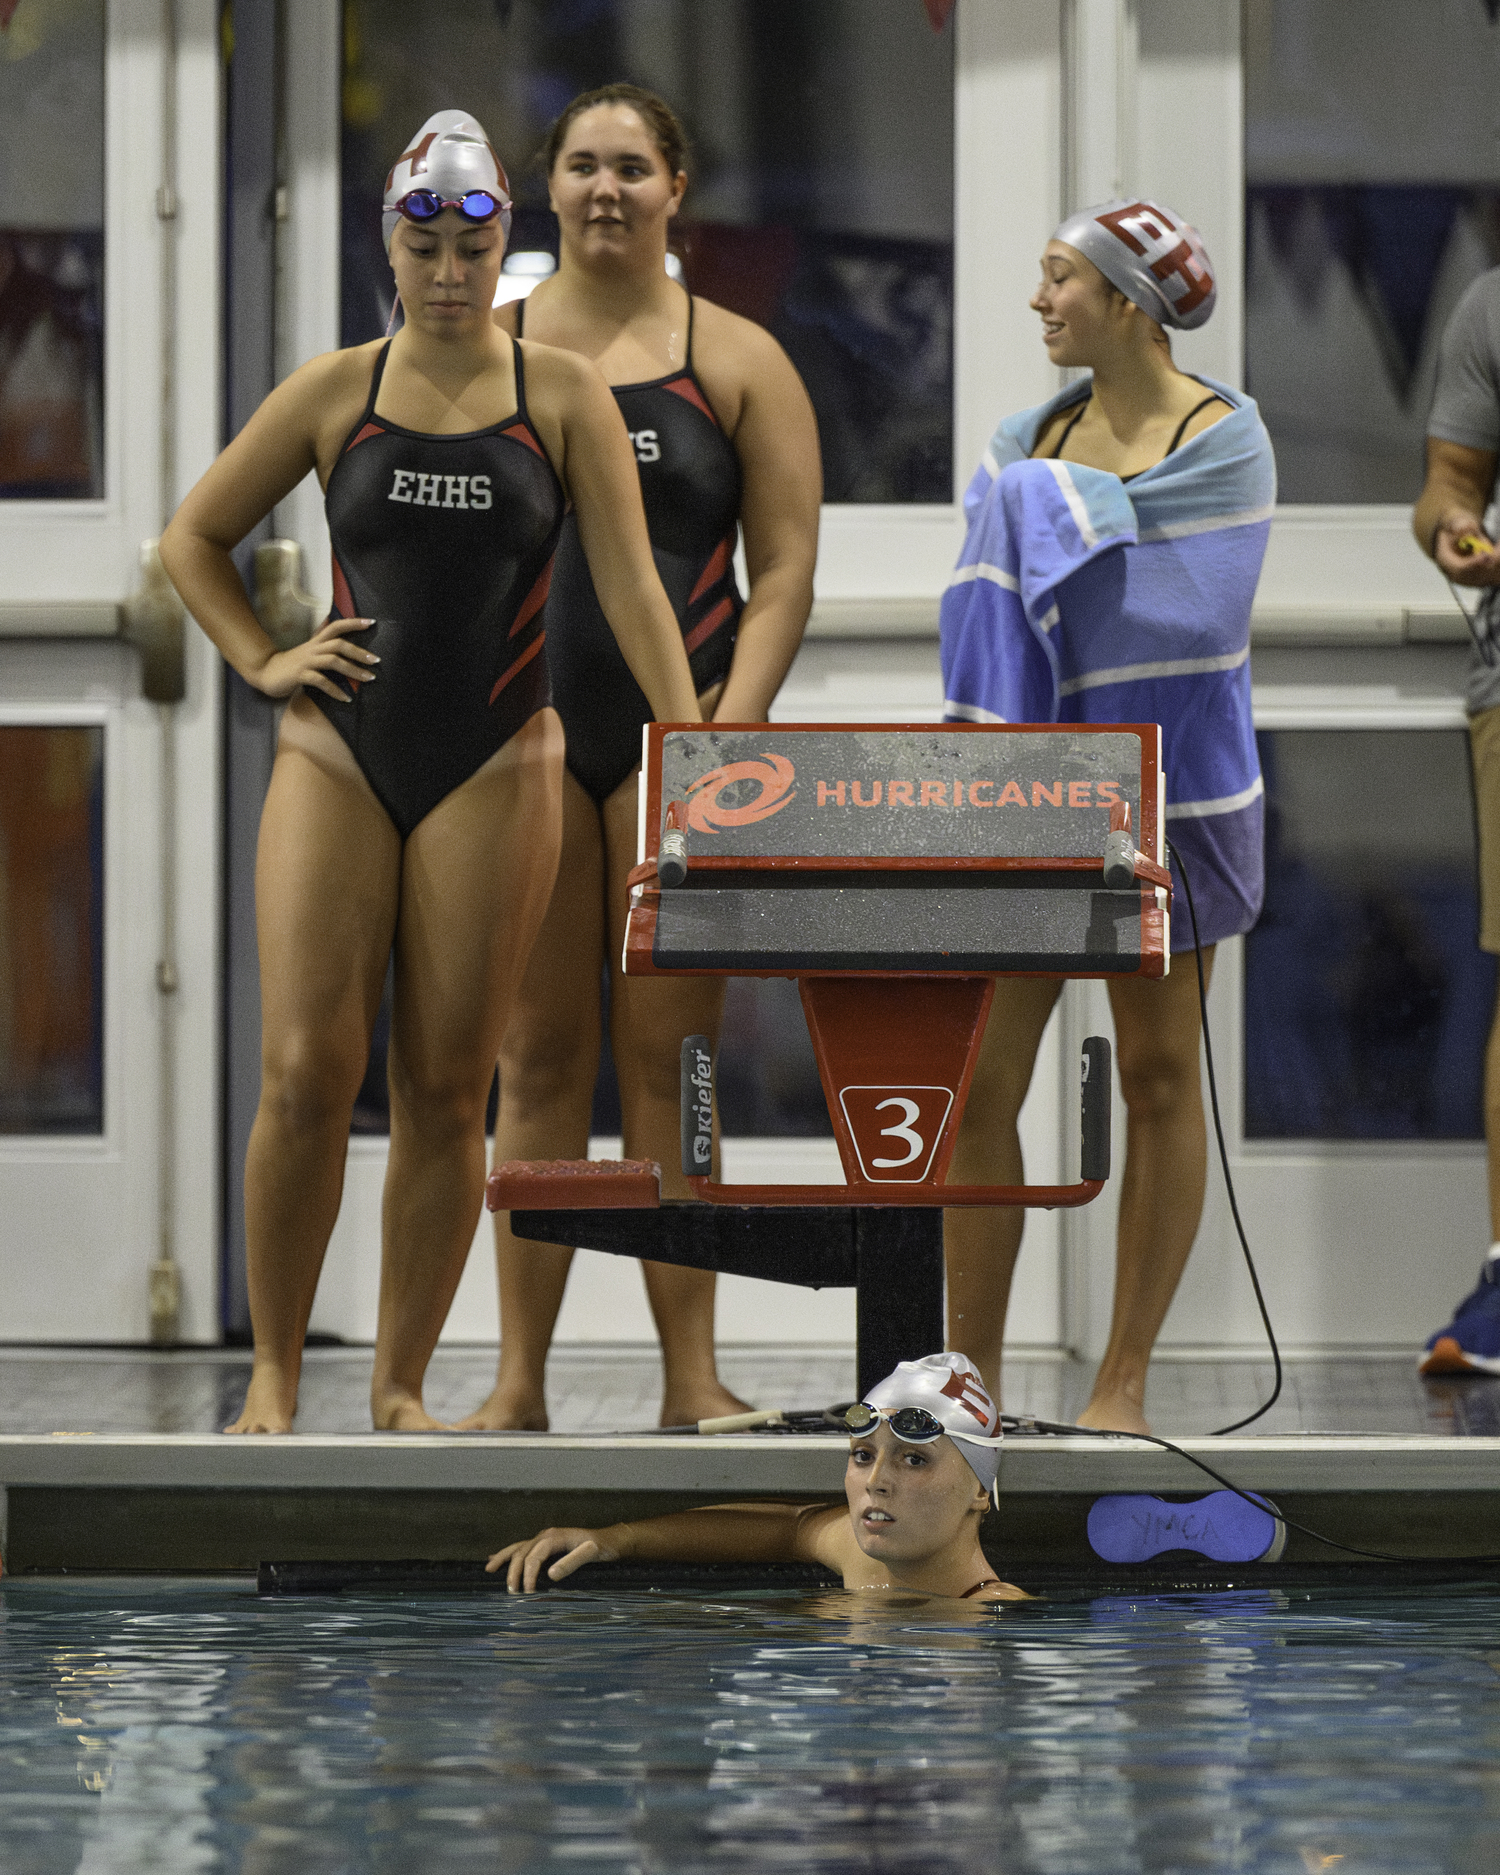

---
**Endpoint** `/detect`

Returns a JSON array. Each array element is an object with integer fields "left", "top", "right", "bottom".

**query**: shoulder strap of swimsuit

[
  {"left": 1163, "top": 393, "right": 1229, "bottom": 460},
  {"left": 514, "top": 294, "right": 526, "bottom": 337},
  {"left": 510, "top": 333, "right": 529, "bottom": 423},
  {"left": 1049, "top": 395, "right": 1090, "bottom": 461},
  {"left": 365, "top": 340, "right": 392, "bottom": 418},
  {"left": 685, "top": 289, "right": 696, "bottom": 365},
  {"left": 334, "top": 341, "right": 391, "bottom": 456},
  {"left": 960, "top": 1577, "right": 1002, "bottom": 1599}
]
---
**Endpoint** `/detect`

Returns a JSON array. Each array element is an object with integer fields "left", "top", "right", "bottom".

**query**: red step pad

[{"left": 485, "top": 1159, "right": 662, "bottom": 1212}]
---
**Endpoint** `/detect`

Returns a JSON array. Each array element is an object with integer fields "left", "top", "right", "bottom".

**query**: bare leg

[
  {"left": 370, "top": 709, "right": 565, "bottom": 1430},
  {"left": 601, "top": 773, "right": 750, "bottom": 1425},
  {"left": 943, "top": 978, "right": 1063, "bottom": 1403},
  {"left": 461, "top": 769, "right": 606, "bottom": 1431},
  {"left": 231, "top": 698, "right": 400, "bottom": 1433},
  {"left": 1076, "top": 949, "right": 1216, "bottom": 1434}
]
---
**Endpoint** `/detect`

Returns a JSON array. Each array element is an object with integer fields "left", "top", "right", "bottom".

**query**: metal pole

[
  {"left": 150, "top": 0, "right": 182, "bottom": 1343},
  {"left": 854, "top": 1209, "right": 945, "bottom": 1401}
]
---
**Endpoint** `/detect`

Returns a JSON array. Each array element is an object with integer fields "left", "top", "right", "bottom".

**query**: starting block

[{"left": 488, "top": 723, "right": 1169, "bottom": 1395}]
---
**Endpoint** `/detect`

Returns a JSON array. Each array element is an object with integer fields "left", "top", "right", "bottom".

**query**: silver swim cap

[
  {"left": 863, "top": 1352, "right": 1003, "bottom": 1492},
  {"left": 382, "top": 110, "right": 512, "bottom": 253},
  {"left": 1051, "top": 197, "right": 1215, "bottom": 331}
]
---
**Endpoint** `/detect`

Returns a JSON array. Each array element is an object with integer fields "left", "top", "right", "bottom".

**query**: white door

[
  {"left": 1056, "top": 0, "right": 1491, "bottom": 1363},
  {"left": 0, "top": 0, "right": 221, "bottom": 1341}
]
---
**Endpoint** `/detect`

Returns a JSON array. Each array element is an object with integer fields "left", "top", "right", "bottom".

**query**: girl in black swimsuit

[
  {"left": 161, "top": 110, "right": 701, "bottom": 1434},
  {"left": 463, "top": 86, "right": 821, "bottom": 1434},
  {"left": 519, "top": 289, "right": 745, "bottom": 804},
  {"left": 318, "top": 336, "right": 563, "bottom": 837}
]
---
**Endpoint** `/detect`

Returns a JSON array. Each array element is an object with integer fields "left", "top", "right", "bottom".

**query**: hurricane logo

[{"left": 684, "top": 754, "right": 796, "bottom": 832}]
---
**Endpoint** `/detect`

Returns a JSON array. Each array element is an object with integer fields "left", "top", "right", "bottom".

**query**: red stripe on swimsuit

[
  {"left": 501, "top": 421, "right": 546, "bottom": 460},
  {"left": 509, "top": 558, "right": 554, "bottom": 638},
  {"left": 488, "top": 630, "right": 547, "bottom": 706},
  {"left": 683, "top": 596, "right": 735, "bottom": 656},
  {"left": 663, "top": 374, "right": 717, "bottom": 423},
  {"left": 689, "top": 533, "right": 735, "bottom": 605}
]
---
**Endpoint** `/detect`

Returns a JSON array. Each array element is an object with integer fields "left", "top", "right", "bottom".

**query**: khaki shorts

[{"left": 1472, "top": 705, "right": 1500, "bottom": 953}]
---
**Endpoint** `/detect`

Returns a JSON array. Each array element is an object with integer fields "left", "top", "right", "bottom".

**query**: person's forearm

[
  {"left": 1414, "top": 483, "right": 1479, "bottom": 558},
  {"left": 713, "top": 567, "right": 813, "bottom": 723},
  {"left": 159, "top": 525, "right": 281, "bottom": 684},
  {"left": 596, "top": 570, "right": 701, "bottom": 724},
  {"left": 601, "top": 1502, "right": 821, "bottom": 1565},
  {"left": 1415, "top": 455, "right": 1492, "bottom": 559}
]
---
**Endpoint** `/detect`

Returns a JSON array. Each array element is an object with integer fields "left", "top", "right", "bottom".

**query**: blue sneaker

[
  {"left": 1087, "top": 1490, "right": 1286, "bottom": 1565},
  {"left": 1420, "top": 1245, "right": 1500, "bottom": 1376}
]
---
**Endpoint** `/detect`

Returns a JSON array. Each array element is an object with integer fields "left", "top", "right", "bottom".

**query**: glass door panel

[
  {"left": 0, "top": 4, "right": 105, "bottom": 500},
  {"left": 340, "top": 0, "right": 954, "bottom": 503},
  {"left": 0, "top": 724, "right": 104, "bottom": 1134},
  {"left": 1245, "top": 0, "right": 1500, "bottom": 504},
  {"left": 1245, "top": 729, "right": 1492, "bottom": 1140}
]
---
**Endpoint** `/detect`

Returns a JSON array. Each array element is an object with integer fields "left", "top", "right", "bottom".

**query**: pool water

[{"left": 2, "top": 1578, "right": 1499, "bottom": 1873}]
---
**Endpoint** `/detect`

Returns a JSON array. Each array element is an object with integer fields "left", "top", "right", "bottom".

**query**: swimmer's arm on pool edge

[{"left": 487, "top": 1500, "right": 848, "bottom": 1592}]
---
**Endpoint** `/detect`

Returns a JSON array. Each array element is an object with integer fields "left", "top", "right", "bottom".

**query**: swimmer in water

[{"left": 486, "top": 1353, "right": 1028, "bottom": 1603}]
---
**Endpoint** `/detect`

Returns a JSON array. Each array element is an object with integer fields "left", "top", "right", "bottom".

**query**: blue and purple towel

[{"left": 940, "top": 377, "right": 1276, "bottom": 949}]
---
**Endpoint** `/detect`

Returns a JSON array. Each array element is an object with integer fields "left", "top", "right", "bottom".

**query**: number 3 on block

[
  {"left": 872, "top": 1097, "right": 924, "bottom": 1168},
  {"left": 838, "top": 1085, "right": 956, "bottom": 1183}
]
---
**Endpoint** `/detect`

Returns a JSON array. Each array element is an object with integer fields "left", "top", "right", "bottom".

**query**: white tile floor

[{"left": 2, "top": 1344, "right": 1496, "bottom": 1438}]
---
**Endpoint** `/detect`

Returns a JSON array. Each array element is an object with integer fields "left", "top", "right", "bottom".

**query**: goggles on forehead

[
  {"left": 843, "top": 1402, "right": 947, "bottom": 1443},
  {"left": 396, "top": 188, "right": 505, "bottom": 226}
]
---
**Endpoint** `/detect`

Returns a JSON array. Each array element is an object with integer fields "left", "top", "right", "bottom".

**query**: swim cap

[
  {"left": 863, "top": 1352, "right": 1003, "bottom": 1492},
  {"left": 1051, "top": 198, "right": 1215, "bottom": 331},
  {"left": 382, "top": 110, "right": 512, "bottom": 253}
]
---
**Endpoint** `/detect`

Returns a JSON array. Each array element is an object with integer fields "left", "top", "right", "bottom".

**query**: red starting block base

[{"left": 485, "top": 1160, "right": 663, "bottom": 1211}]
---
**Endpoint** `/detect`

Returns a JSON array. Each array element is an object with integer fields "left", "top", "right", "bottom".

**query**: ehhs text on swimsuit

[{"left": 387, "top": 470, "right": 493, "bottom": 509}]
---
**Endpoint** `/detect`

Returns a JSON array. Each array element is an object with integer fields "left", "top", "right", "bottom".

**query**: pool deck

[{"left": 4, "top": 1345, "right": 1500, "bottom": 1572}]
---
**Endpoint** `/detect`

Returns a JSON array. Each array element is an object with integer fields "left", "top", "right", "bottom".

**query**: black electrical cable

[
  {"left": 1164, "top": 834, "right": 1283, "bottom": 1435},
  {"left": 1002, "top": 1414, "right": 1500, "bottom": 1568},
  {"left": 1444, "top": 572, "right": 1500, "bottom": 669}
]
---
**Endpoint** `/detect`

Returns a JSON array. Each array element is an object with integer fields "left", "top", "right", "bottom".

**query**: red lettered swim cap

[{"left": 1053, "top": 197, "right": 1216, "bottom": 331}]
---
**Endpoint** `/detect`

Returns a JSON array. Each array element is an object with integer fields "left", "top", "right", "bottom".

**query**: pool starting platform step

[{"left": 4, "top": 1431, "right": 1500, "bottom": 1575}]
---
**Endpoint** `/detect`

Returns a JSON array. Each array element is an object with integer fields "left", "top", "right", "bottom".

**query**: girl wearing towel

[{"left": 939, "top": 201, "right": 1276, "bottom": 1436}]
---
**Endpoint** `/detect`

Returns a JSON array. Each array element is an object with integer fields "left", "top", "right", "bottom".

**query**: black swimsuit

[
  {"left": 1048, "top": 390, "right": 1228, "bottom": 479},
  {"left": 518, "top": 293, "right": 743, "bottom": 803},
  {"left": 319, "top": 339, "right": 565, "bottom": 838}
]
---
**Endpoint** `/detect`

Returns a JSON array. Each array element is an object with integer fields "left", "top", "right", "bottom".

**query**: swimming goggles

[
  {"left": 842, "top": 1403, "right": 947, "bottom": 1443},
  {"left": 395, "top": 189, "right": 505, "bottom": 225}
]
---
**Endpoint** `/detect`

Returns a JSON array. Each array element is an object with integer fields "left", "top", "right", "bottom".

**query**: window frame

[{"left": 0, "top": 0, "right": 218, "bottom": 604}]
